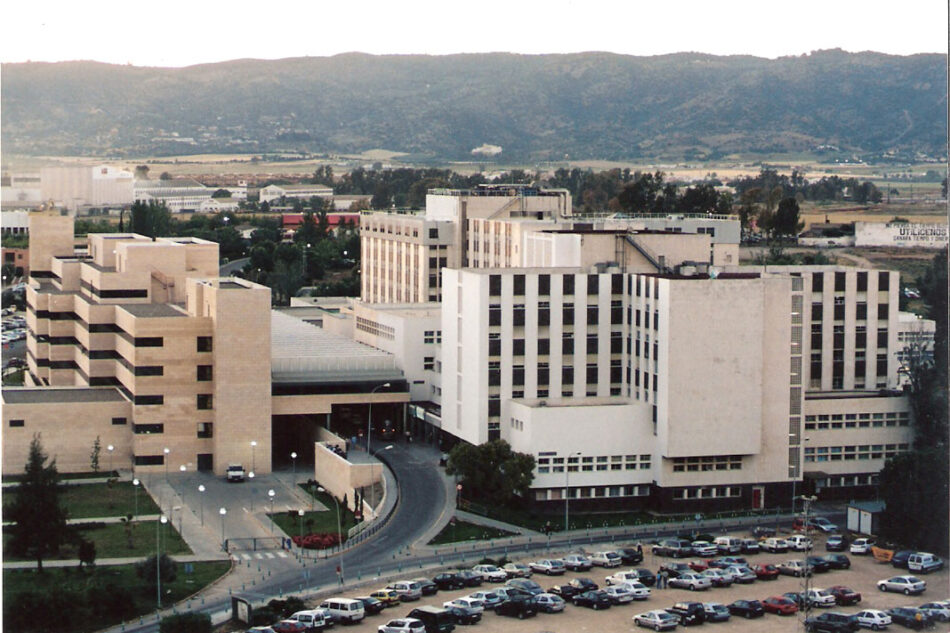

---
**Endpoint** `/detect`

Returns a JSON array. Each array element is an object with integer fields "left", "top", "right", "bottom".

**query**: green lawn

[
  {"left": 3, "top": 519, "right": 191, "bottom": 561},
  {"left": 269, "top": 487, "right": 359, "bottom": 541},
  {"left": 3, "top": 561, "right": 230, "bottom": 633},
  {"left": 429, "top": 519, "right": 516, "bottom": 545},
  {"left": 2, "top": 481, "right": 161, "bottom": 519}
]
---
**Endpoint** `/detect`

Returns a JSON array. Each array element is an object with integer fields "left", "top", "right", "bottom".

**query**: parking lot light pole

[
  {"left": 250, "top": 441, "right": 257, "bottom": 473},
  {"left": 367, "top": 382, "right": 391, "bottom": 455},
  {"left": 291, "top": 451, "right": 298, "bottom": 487},
  {"left": 298, "top": 509, "right": 305, "bottom": 540},
  {"left": 107, "top": 444, "right": 115, "bottom": 475},
  {"left": 219, "top": 507, "right": 227, "bottom": 551},
  {"left": 267, "top": 489, "right": 276, "bottom": 531},
  {"left": 198, "top": 484, "right": 205, "bottom": 526},
  {"left": 133, "top": 478, "right": 140, "bottom": 518},
  {"left": 157, "top": 515, "right": 168, "bottom": 609}
]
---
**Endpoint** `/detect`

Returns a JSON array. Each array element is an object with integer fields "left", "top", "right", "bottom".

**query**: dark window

[
  {"left": 856, "top": 303, "right": 867, "bottom": 320},
  {"left": 812, "top": 272, "right": 824, "bottom": 292},
  {"left": 197, "top": 336, "right": 213, "bottom": 352},
  {"left": 878, "top": 304, "right": 889, "bottom": 320},
  {"left": 429, "top": 228, "right": 438, "bottom": 239},
  {"left": 538, "top": 307, "right": 550, "bottom": 326},
  {"left": 835, "top": 272, "right": 846, "bottom": 291},
  {"left": 611, "top": 306, "right": 623, "bottom": 324},
  {"left": 135, "top": 337, "right": 163, "bottom": 348},
  {"left": 135, "top": 455, "right": 164, "bottom": 466},
  {"left": 538, "top": 275, "right": 550, "bottom": 295},
  {"left": 857, "top": 272, "right": 868, "bottom": 291},
  {"left": 587, "top": 275, "right": 599, "bottom": 295},
  {"left": 197, "top": 394, "right": 213, "bottom": 410},
  {"left": 876, "top": 353, "right": 888, "bottom": 374},
  {"left": 878, "top": 272, "right": 890, "bottom": 291},
  {"left": 489, "top": 307, "right": 501, "bottom": 326},
  {"left": 488, "top": 339, "right": 501, "bottom": 356},
  {"left": 197, "top": 423, "right": 214, "bottom": 439},
  {"left": 512, "top": 366, "right": 525, "bottom": 386},
  {"left": 563, "top": 275, "right": 575, "bottom": 295},
  {"left": 834, "top": 304, "right": 845, "bottom": 320},
  {"left": 112, "top": 417, "right": 127, "bottom": 425},
  {"left": 488, "top": 427, "right": 501, "bottom": 441},
  {"left": 538, "top": 367, "right": 550, "bottom": 385},
  {"left": 135, "top": 365, "right": 164, "bottom": 376},
  {"left": 488, "top": 368, "right": 501, "bottom": 386},
  {"left": 9, "top": 419, "right": 24, "bottom": 427},
  {"left": 856, "top": 331, "right": 867, "bottom": 349},
  {"left": 133, "top": 423, "right": 164, "bottom": 434},
  {"left": 811, "top": 303, "right": 823, "bottom": 321},
  {"left": 562, "top": 366, "right": 574, "bottom": 384},
  {"left": 512, "top": 307, "right": 525, "bottom": 326},
  {"left": 134, "top": 395, "right": 164, "bottom": 406},
  {"left": 488, "top": 398, "right": 501, "bottom": 416},
  {"left": 587, "top": 334, "right": 599, "bottom": 353},
  {"left": 586, "top": 363, "right": 598, "bottom": 384},
  {"left": 587, "top": 306, "right": 598, "bottom": 325},
  {"left": 833, "top": 332, "right": 845, "bottom": 349},
  {"left": 855, "top": 361, "right": 866, "bottom": 377},
  {"left": 489, "top": 274, "right": 501, "bottom": 296},
  {"left": 610, "top": 335, "right": 622, "bottom": 354},
  {"left": 513, "top": 275, "right": 525, "bottom": 296},
  {"left": 877, "top": 329, "right": 888, "bottom": 347},
  {"left": 197, "top": 365, "right": 213, "bottom": 381},
  {"left": 811, "top": 359, "right": 822, "bottom": 379},
  {"left": 653, "top": 343, "right": 658, "bottom": 360},
  {"left": 635, "top": 310, "right": 641, "bottom": 327},
  {"left": 811, "top": 324, "right": 822, "bottom": 349},
  {"left": 423, "top": 357, "right": 435, "bottom": 371},
  {"left": 562, "top": 306, "right": 574, "bottom": 325},
  {"left": 611, "top": 274, "right": 623, "bottom": 294},
  {"left": 538, "top": 338, "right": 550, "bottom": 355},
  {"left": 562, "top": 336, "right": 574, "bottom": 355},
  {"left": 513, "top": 339, "right": 525, "bottom": 355}
]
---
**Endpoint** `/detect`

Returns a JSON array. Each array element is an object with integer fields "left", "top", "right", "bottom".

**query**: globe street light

[
  {"left": 291, "top": 451, "right": 298, "bottom": 488},
  {"left": 107, "top": 444, "right": 115, "bottom": 475},
  {"left": 219, "top": 507, "right": 227, "bottom": 551},
  {"left": 318, "top": 486, "right": 344, "bottom": 583},
  {"left": 132, "top": 478, "right": 140, "bottom": 518},
  {"left": 367, "top": 382, "right": 391, "bottom": 454},
  {"left": 156, "top": 515, "right": 168, "bottom": 609},
  {"left": 267, "top": 489, "right": 276, "bottom": 531},
  {"left": 250, "top": 441, "right": 257, "bottom": 473},
  {"left": 198, "top": 484, "right": 206, "bottom": 526},
  {"left": 298, "top": 509, "right": 305, "bottom": 540}
]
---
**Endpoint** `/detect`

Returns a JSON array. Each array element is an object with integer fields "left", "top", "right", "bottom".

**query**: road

[{"left": 219, "top": 257, "right": 249, "bottom": 277}]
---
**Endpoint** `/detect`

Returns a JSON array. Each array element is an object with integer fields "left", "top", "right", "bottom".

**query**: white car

[
  {"left": 618, "top": 581, "right": 652, "bottom": 600},
  {"left": 466, "top": 590, "right": 502, "bottom": 609},
  {"left": 443, "top": 597, "right": 484, "bottom": 614},
  {"left": 530, "top": 559, "right": 566, "bottom": 575},
  {"left": 690, "top": 541, "right": 718, "bottom": 557},
  {"left": 561, "top": 553, "right": 593, "bottom": 571},
  {"left": 603, "top": 585, "right": 636, "bottom": 603},
  {"left": 811, "top": 517, "right": 838, "bottom": 533},
  {"left": 668, "top": 572, "right": 711, "bottom": 591},
  {"left": 634, "top": 610, "right": 679, "bottom": 630},
  {"left": 851, "top": 538, "right": 876, "bottom": 555},
  {"left": 606, "top": 570, "right": 649, "bottom": 586},
  {"left": 724, "top": 565, "right": 756, "bottom": 583},
  {"left": 591, "top": 550, "right": 623, "bottom": 567},
  {"left": 378, "top": 618, "right": 425, "bottom": 633},
  {"left": 805, "top": 588, "right": 837, "bottom": 607},
  {"left": 762, "top": 537, "right": 789, "bottom": 552},
  {"left": 699, "top": 569, "right": 733, "bottom": 586},
  {"left": 471, "top": 564, "right": 507, "bottom": 582},
  {"left": 877, "top": 575, "right": 926, "bottom": 595},
  {"left": 534, "top": 593, "right": 566, "bottom": 613},
  {"left": 502, "top": 562, "right": 532, "bottom": 578},
  {"left": 854, "top": 609, "right": 892, "bottom": 630},
  {"left": 919, "top": 602, "right": 950, "bottom": 622},
  {"left": 787, "top": 535, "right": 813, "bottom": 551}
]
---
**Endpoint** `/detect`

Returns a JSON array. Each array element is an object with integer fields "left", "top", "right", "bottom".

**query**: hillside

[{"left": 1, "top": 50, "right": 946, "bottom": 161}]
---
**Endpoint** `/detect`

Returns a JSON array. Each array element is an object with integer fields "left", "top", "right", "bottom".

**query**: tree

[
  {"left": 134, "top": 165, "right": 150, "bottom": 180},
  {"left": 6, "top": 435, "right": 72, "bottom": 572},
  {"left": 772, "top": 197, "right": 803, "bottom": 238},
  {"left": 159, "top": 171, "right": 173, "bottom": 180},
  {"left": 137, "top": 553, "right": 178, "bottom": 587},
  {"left": 878, "top": 449, "right": 948, "bottom": 552},
  {"left": 130, "top": 201, "right": 172, "bottom": 239},
  {"left": 90, "top": 435, "right": 101, "bottom": 474},
  {"left": 446, "top": 440, "right": 535, "bottom": 507}
]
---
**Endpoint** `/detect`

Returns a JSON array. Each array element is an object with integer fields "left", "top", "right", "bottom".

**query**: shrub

[{"left": 159, "top": 612, "right": 212, "bottom": 633}]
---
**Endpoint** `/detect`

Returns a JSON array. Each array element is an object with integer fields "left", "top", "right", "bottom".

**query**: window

[
  {"left": 429, "top": 227, "right": 438, "bottom": 239},
  {"left": 9, "top": 419, "right": 24, "bottom": 427},
  {"left": 878, "top": 304, "right": 889, "bottom": 320},
  {"left": 587, "top": 306, "right": 598, "bottom": 325},
  {"left": 538, "top": 275, "right": 550, "bottom": 295},
  {"left": 513, "top": 339, "right": 525, "bottom": 356},
  {"left": 812, "top": 303, "right": 823, "bottom": 321},
  {"left": 135, "top": 365, "right": 164, "bottom": 376},
  {"left": 134, "top": 455, "right": 165, "bottom": 466},
  {"left": 423, "top": 356, "right": 435, "bottom": 371},
  {"left": 878, "top": 271, "right": 889, "bottom": 291},
  {"left": 856, "top": 302, "right": 867, "bottom": 320},
  {"left": 112, "top": 417, "right": 127, "bottom": 425},
  {"left": 197, "top": 365, "right": 213, "bottom": 381},
  {"left": 135, "top": 337, "right": 163, "bottom": 347},
  {"left": 563, "top": 275, "right": 574, "bottom": 295},
  {"left": 134, "top": 395, "right": 164, "bottom": 406},
  {"left": 835, "top": 271, "right": 846, "bottom": 291},
  {"left": 133, "top": 423, "right": 164, "bottom": 434},
  {"left": 812, "top": 272, "right": 824, "bottom": 292},
  {"left": 197, "top": 394, "right": 213, "bottom": 410},
  {"left": 562, "top": 335, "right": 574, "bottom": 355},
  {"left": 197, "top": 336, "right": 213, "bottom": 352},
  {"left": 513, "top": 274, "right": 525, "bottom": 295},
  {"left": 562, "top": 305, "right": 574, "bottom": 325},
  {"left": 587, "top": 274, "right": 599, "bottom": 295},
  {"left": 857, "top": 271, "right": 868, "bottom": 291}
]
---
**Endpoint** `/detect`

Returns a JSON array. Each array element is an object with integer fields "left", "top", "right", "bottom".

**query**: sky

[{"left": 2, "top": 0, "right": 947, "bottom": 67}]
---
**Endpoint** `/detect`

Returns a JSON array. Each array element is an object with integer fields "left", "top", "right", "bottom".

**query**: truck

[{"left": 226, "top": 464, "right": 246, "bottom": 482}]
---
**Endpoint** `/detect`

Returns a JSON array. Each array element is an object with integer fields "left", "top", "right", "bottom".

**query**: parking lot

[{"left": 270, "top": 531, "right": 949, "bottom": 632}]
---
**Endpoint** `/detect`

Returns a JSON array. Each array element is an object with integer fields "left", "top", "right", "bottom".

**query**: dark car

[
  {"left": 627, "top": 567, "right": 657, "bottom": 587},
  {"left": 432, "top": 573, "right": 467, "bottom": 591},
  {"left": 728, "top": 600, "right": 765, "bottom": 619},
  {"left": 805, "top": 611, "right": 860, "bottom": 633},
  {"left": 354, "top": 596, "right": 386, "bottom": 615},
  {"left": 886, "top": 607, "right": 934, "bottom": 630},
  {"left": 807, "top": 556, "right": 832, "bottom": 573},
  {"left": 827, "top": 586, "right": 862, "bottom": 606},
  {"left": 272, "top": 621, "right": 309, "bottom": 633},
  {"left": 412, "top": 578, "right": 439, "bottom": 596},
  {"left": 741, "top": 539, "right": 761, "bottom": 554},
  {"left": 495, "top": 596, "right": 537, "bottom": 619},
  {"left": 660, "top": 562, "right": 693, "bottom": 579},
  {"left": 823, "top": 554, "right": 851, "bottom": 570},
  {"left": 505, "top": 579, "right": 544, "bottom": 595},
  {"left": 572, "top": 590, "right": 612, "bottom": 610},
  {"left": 444, "top": 606, "right": 481, "bottom": 625},
  {"left": 825, "top": 535, "right": 848, "bottom": 552},
  {"left": 407, "top": 606, "right": 457, "bottom": 633},
  {"left": 618, "top": 547, "right": 645, "bottom": 565},
  {"left": 668, "top": 601, "right": 706, "bottom": 626},
  {"left": 547, "top": 584, "right": 580, "bottom": 599},
  {"left": 456, "top": 570, "right": 484, "bottom": 587},
  {"left": 707, "top": 556, "right": 748, "bottom": 569},
  {"left": 891, "top": 550, "right": 915, "bottom": 569},
  {"left": 653, "top": 538, "right": 694, "bottom": 558},
  {"left": 569, "top": 577, "right": 599, "bottom": 592}
]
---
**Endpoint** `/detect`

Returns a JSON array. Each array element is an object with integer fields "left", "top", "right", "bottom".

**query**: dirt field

[{"left": 297, "top": 530, "right": 950, "bottom": 633}]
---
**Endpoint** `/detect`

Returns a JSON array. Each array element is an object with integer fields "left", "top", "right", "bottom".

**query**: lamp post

[
  {"left": 219, "top": 507, "right": 227, "bottom": 552},
  {"left": 107, "top": 444, "right": 115, "bottom": 475},
  {"left": 564, "top": 451, "right": 580, "bottom": 532},
  {"left": 249, "top": 471, "right": 256, "bottom": 511},
  {"left": 367, "top": 382, "right": 391, "bottom": 454},
  {"left": 173, "top": 505, "right": 183, "bottom": 541},
  {"left": 198, "top": 484, "right": 206, "bottom": 526},
  {"left": 291, "top": 451, "right": 298, "bottom": 488},
  {"left": 250, "top": 441, "right": 257, "bottom": 473},
  {"left": 156, "top": 515, "right": 168, "bottom": 609},
  {"left": 179, "top": 464, "right": 187, "bottom": 506},
  {"left": 298, "top": 509, "right": 305, "bottom": 540},
  {"left": 163, "top": 448, "right": 170, "bottom": 483},
  {"left": 133, "top": 478, "right": 140, "bottom": 518},
  {"left": 267, "top": 489, "right": 276, "bottom": 531},
  {"left": 318, "top": 486, "right": 344, "bottom": 583}
]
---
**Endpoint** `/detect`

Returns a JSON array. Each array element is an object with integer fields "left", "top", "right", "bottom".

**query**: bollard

[
  {"left": 440, "top": 555, "right": 444, "bottom": 565},
  {"left": 252, "top": 579, "right": 256, "bottom": 586},
  {"left": 201, "top": 597, "right": 205, "bottom": 605}
]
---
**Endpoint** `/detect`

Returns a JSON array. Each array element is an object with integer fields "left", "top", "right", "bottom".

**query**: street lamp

[
  {"left": 250, "top": 441, "right": 257, "bottom": 473},
  {"left": 291, "top": 451, "right": 298, "bottom": 488},
  {"left": 298, "top": 509, "right": 305, "bottom": 540},
  {"left": 219, "top": 507, "right": 227, "bottom": 552},
  {"left": 248, "top": 471, "right": 256, "bottom": 511},
  {"left": 318, "top": 486, "right": 344, "bottom": 583},
  {"left": 367, "top": 382, "right": 391, "bottom": 454},
  {"left": 173, "top": 505, "right": 183, "bottom": 541},
  {"left": 198, "top": 484, "right": 205, "bottom": 526},
  {"left": 163, "top": 448, "right": 170, "bottom": 483},
  {"left": 267, "top": 489, "right": 276, "bottom": 531},
  {"left": 179, "top": 464, "right": 187, "bottom": 506},
  {"left": 132, "top": 478, "right": 140, "bottom": 518},
  {"left": 564, "top": 451, "right": 581, "bottom": 532},
  {"left": 156, "top": 515, "right": 168, "bottom": 609},
  {"left": 107, "top": 444, "right": 115, "bottom": 475}
]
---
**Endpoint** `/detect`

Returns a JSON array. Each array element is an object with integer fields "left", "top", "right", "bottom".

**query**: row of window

[
  {"left": 132, "top": 422, "right": 214, "bottom": 438},
  {"left": 672, "top": 486, "right": 742, "bottom": 500},
  {"left": 671, "top": 455, "right": 743, "bottom": 472},
  {"left": 423, "top": 330, "right": 442, "bottom": 344},
  {"left": 814, "top": 473, "right": 878, "bottom": 488},
  {"left": 355, "top": 316, "right": 395, "bottom": 340},
  {"left": 489, "top": 273, "right": 625, "bottom": 297},
  {"left": 804, "top": 443, "right": 910, "bottom": 462},
  {"left": 804, "top": 411, "right": 910, "bottom": 430},
  {"left": 533, "top": 484, "right": 651, "bottom": 501},
  {"left": 812, "top": 270, "right": 889, "bottom": 293},
  {"left": 536, "top": 454, "right": 652, "bottom": 474}
]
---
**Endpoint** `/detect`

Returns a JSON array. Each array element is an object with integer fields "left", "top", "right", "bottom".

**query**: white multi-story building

[
  {"left": 134, "top": 178, "right": 212, "bottom": 213},
  {"left": 260, "top": 184, "right": 333, "bottom": 205}
]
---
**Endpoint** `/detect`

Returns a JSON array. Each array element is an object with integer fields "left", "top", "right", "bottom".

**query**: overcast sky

[{"left": 2, "top": 0, "right": 947, "bottom": 67}]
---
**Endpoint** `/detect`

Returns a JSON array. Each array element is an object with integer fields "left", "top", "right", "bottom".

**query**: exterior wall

[
  {"left": 2, "top": 247, "right": 29, "bottom": 276},
  {"left": 28, "top": 212, "right": 74, "bottom": 277},
  {"left": 854, "top": 221, "right": 949, "bottom": 248},
  {"left": 2, "top": 211, "right": 31, "bottom": 234},
  {"left": 40, "top": 167, "right": 93, "bottom": 211},
  {"left": 312, "top": 443, "right": 382, "bottom": 513}
]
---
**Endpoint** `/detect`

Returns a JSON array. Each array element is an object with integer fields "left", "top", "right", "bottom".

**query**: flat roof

[
  {"left": 2, "top": 387, "right": 128, "bottom": 405},
  {"left": 118, "top": 303, "right": 187, "bottom": 318}
]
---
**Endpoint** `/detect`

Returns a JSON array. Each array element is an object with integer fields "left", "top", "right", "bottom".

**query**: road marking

[
  {"left": 265, "top": 552, "right": 276, "bottom": 559},
  {"left": 278, "top": 552, "right": 288, "bottom": 558},
  {"left": 241, "top": 553, "right": 251, "bottom": 560}
]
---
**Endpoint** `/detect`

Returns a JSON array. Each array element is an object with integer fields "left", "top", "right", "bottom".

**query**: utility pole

[{"left": 799, "top": 495, "right": 817, "bottom": 632}]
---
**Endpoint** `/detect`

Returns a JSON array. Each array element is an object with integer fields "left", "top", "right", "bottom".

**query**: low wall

[{"left": 312, "top": 443, "right": 382, "bottom": 514}]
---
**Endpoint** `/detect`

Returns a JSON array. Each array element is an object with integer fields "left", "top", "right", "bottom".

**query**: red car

[
  {"left": 271, "top": 620, "right": 309, "bottom": 633},
  {"left": 827, "top": 585, "right": 862, "bottom": 606},
  {"left": 753, "top": 563, "right": 780, "bottom": 580},
  {"left": 688, "top": 559, "right": 709, "bottom": 572},
  {"left": 762, "top": 596, "right": 799, "bottom": 615}
]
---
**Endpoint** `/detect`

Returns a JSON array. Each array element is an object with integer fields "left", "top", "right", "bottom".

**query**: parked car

[
  {"left": 853, "top": 609, "right": 892, "bottom": 630},
  {"left": 271, "top": 621, "right": 309, "bottom": 633},
  {"left": 708, "top": 556, "right": 748, "bottom": 568},
  {"left": 740, "top": 538, "right": 761, "bottom": 554},
  {"left": 466, "top": 590, "right": 502, "bottom": 610},
  {"left": 667, "top": 601, "right": 706, "bottom": 626},
  {"left": 687, "top": 559, "right": 709, "bottom": 572},
  {"left": 530, "top": 559, "right": 566, "bottom": 575},
  {"left": 572, "top": 590, "right": 613, "bottom": 610},
  {"left": 569, "top": 577, "right": 599, "bottom": 592},
  {"left": 690, "top": 541, "right": 718, "bottom": 557},
  {"left": 807, "top": 555, "right": 832, "bottom": 573},
  {"left": 443, "top": 605, "right": 480, "bottom": 626},
  {"left": 591, "top": 551, "right": 623, "bottom": 567},
  {"left": 713, "top": 537, "right": 743, "bottom": 554},
  {"left": 753, "top": 563, "right": 780, "bottom": 580},
  {"left": 617, "top": 581, "right": 652, "bottom": 600},
  {"left": 387, "top": 581, "right": 422, "bottom": 601},
  {"left": 851, "top": 538, "right": 876, "bottom": 555},
  {"left": 788, "top": 535, "right": 815, "bottom": 551},
  {"left": 547, "top": 584, "right": 579, "bottom": 599},
  {"left": 907, "top": 553, "right": 944, "bottom": 574},
  {"left": 778, "top": 560, "right": 813, "bottom": 577},
  {"left": 561, "top": 554, "right": 593, "bottom": 571},
  {"left": 918, "top": 602, "right": 950, "bottom": 622},
  {"left": 442, "top": 598, "right": 484, "bottom": 615},
  {"left": 533, "top": 593, "right": 565, "bottom": 613},
  {"left": 494, "top": 595, "right": 537, "bottom": 619},
  {"left": 633, "top": 610, "right": 680, "bottom": 630},
  {"left": 795, "top": 517, "right": 838, "bottom": 533},
  {"left": 471, "top": 564, "right": 507, "bottom": 582},
  {"left": 824, "top": 554, "right": 852, "bottom": 570},
  {"left": 877, "top": 575, "right": 927, "bottom": 595},
  {"left": 805, "top": 588, "right": 839, "bottom": 608},
  {"left": 618, "top": 547, "right": 645, "bottom": 565},
  {"left": 432, "top": 573, "right": 466, "bottom": 591},
  {"left": 603, "top": 584, "right": 637, "bottom": 604},
  {"left": 784, "top": 592, "right": 808, "bottom": 609},
  {"left": 653, "top": 538, "right": 694, "bottom": 558},
  {"left": 505, "top": 578, "right": 544, "bottom": 595},
  {"left": 607, "top": 569, "right": 655, "bottom": 587},
  {"left": 502, "top": 562, "right": 532, "bottom": 578},
  {"left": 698, "top": 569, "right": 733, "bottom": 587},
  {"left": 762, "top": 596, "right": 799, "bottom": 615},
  {"left": 885, "top": 607, "right": 934, "bottom": 630},
  {"left": 455, "top": 570, "right": 484, "bottom": 587},
  {"left": 827, "top": 586, "right": 862, "bottom": 606},
  {"left": 805, "top": 611, "right": 860, "bottom": 633},
  {"left": 762, "top": 537, "right": 789, "bottom": 553},
  {"left": 724, "top": 565, "right": 756, "bottom": 583},
  {"left": 891, "top": 551, "right": 914, "bottom": 569},
  {"left": 319, "top": 598, "right": 366, "bottom": 624},
  {"left": 369, "top": 589, "right": 402, "bottom": 607},
  {"left": 826, "top": 535, "right": 848, "bottom": 552},
  {"left": 405, "top": 607, "right": 456, "bottom": 633},
  {"left": 702, "top": 602, "right": 732, "bottom": 622},
  {"left": 354, "top": 597, "right": 386, "bottom": 616},
  {"left": 660, "top": 562, "right": 694, "bottom": 579},
  {"left": 752, "top": 525, "right": 776, "bottom": 538},
  {"left": 377, "top": 618, "right": 425, "bottom": 633},
  {"left": 728, "top": 600, "right": 765, "bottom": 619},
  {"left": 411, "top": 578, "right": 439, "bottom": 596},
  {"left": 669, "top": 572, "right": 712, "bottom": 591}
]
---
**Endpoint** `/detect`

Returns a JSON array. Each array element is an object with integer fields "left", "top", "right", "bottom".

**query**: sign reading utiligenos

[{"left": 854, "top": 222, "right": 949, "bottom": 248}]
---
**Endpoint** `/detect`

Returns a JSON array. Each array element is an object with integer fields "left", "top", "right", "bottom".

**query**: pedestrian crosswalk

[{"left": 237, "top": 551, "right": 290, "bottom": 560}]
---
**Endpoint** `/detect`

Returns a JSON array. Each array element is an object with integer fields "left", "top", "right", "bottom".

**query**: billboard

[{"left": 854, "top": 222, "right": 949, "bottom": 248}]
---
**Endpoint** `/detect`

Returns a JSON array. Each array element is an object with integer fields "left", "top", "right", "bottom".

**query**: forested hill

[{"left": 2, "top": 50, "right": 946, "bottom": 161}]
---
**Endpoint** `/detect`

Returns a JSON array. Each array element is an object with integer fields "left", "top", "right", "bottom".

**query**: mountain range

[{"left": 2, "top": 50, "right": 946, "bottom": 162}]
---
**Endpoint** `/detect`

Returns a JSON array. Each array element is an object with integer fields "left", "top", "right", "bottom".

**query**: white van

[
  {"left": 319, "top": 598, "right": 365, "bottom": 623},
  {"left": 908, "top": 552, "right": 944, "bottom": 573},
  {"left": 290, "top": 609, "right": 331, "bottom": 630},
  {"left": 714, "top": 537, "right": 742, "bottom": 554}
]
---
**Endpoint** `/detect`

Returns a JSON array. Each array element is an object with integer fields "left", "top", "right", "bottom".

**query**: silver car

[{"left": 877, "top": 575, "right": 926, "bottom": 595}]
